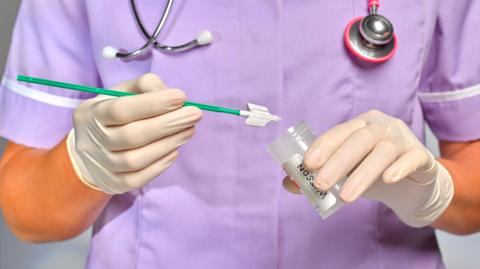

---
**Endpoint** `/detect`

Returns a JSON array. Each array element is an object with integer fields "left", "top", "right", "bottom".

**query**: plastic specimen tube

[{"left": 268, "top": 122, "right": 345, "bottom": 219}]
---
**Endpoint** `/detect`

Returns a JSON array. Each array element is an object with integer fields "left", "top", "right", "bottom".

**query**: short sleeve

[
  {"left": 0, "top": 0, "right": 99, "bottom": 149},
  {"left": 418, "top": 0, "right": 480, "bottom": 142}
]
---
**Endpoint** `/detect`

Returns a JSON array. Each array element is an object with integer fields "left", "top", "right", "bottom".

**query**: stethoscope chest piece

[{"left": 344, "top": 1, "right": 397, "bottom": 64}]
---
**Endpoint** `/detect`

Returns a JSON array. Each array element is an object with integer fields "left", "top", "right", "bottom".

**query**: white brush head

[
  {"left": 102, "top": 46, "right": 118, "bottom": 59},
  {"left": 242, "top": 103, "right": 281, "bottom": 127},
  {"left": 196, "top": 30, "right": 213, "bottom": 45}
]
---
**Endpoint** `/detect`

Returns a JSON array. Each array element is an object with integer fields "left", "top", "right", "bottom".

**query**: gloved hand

[
  {"left": 66, "top": 73, "right": 203, "bottom": 194},
  {"left": 283, "top": 110, "right": 454, "bottom": 228}
]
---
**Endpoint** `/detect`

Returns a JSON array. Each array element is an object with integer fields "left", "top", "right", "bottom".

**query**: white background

[{"left": 0, "top": 1, "right": 478, "bottom": 268}]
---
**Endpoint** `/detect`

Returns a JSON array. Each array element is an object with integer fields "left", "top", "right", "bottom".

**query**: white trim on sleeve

[
  {"left": 418, "top": 83, "right": 480, "bottom": 103},
  {"left": 1, "top": 76, "right": 85, "bottom": 108}
]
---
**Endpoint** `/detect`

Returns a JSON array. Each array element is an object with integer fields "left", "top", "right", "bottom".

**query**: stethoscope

[
  {"left": 102, "top": 0, "right": 213, "bottom": 60},
  {"left": 344, "top": 0, "right": 397, "bottom": 63},
  {"left": 103, "top": 0, "right": 396, "bottom": 64}
]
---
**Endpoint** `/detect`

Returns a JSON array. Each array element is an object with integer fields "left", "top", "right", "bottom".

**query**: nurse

[{"left": 1, "top": 0, "right": 480, "bottom": 268}]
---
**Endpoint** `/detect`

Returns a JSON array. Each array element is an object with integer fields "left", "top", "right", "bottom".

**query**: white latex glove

[
  {"left": 287, "top": 110, "right": 454, "bottom": 228},
  {"left": 66, "top": 73, "right": 202, "bottom": 194}
]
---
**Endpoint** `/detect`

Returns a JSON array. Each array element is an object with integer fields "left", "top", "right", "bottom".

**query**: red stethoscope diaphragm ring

[{"left": 344, "top": 17, "right": 397, "bottom": 63}]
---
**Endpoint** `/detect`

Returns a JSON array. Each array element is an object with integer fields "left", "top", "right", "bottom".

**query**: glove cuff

[
  {"left": 395, "top": 160, "right": 454, "bottom": 228},
  {"left": 66, "top": 129, "right": 104, "bottom": 192}
]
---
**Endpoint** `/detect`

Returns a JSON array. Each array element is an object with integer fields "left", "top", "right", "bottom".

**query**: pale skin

[{"left": 1, "top": 84, "right": 479, "bottom": 242}]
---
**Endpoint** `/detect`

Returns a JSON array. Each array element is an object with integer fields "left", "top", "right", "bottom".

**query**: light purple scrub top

[{"left": 2, "top": 0, "right": 480, "bottom": 268}]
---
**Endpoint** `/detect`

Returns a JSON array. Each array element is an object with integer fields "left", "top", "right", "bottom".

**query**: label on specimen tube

[{"left": 283, "top": 154, "right": 337, "bottom": 213}]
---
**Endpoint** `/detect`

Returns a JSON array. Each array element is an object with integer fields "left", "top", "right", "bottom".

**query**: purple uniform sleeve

[
  {"left": 418, "top": 0, "right": 480, "bottom": 142},
  {"left": 0, "top": 0, "right": 98, "bottom": 149}
]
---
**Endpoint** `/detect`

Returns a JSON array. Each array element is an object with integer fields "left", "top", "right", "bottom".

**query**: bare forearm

[
  {"left": 432, "top": 141, "right": 480, "bottom": 234},
  {"left": 0, "top": 139, "right": 111, "bottom": 242}
]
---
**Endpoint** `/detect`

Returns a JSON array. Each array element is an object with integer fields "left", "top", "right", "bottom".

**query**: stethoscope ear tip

[
  {"left": 102, "top": 46, "right": 119, "bottom": 59},
  {"left": 196, "top": 30, "right": 213, "bottom": 45}
]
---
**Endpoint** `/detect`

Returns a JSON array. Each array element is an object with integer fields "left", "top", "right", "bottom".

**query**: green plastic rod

[{"left": 17, "top": 75, "right": 240, "bottom": 116}]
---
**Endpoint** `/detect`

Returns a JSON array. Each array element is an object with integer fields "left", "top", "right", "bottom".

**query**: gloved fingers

[
  {"left": 111, "top": 73, "right": 167, "bottom": 94},
  {"left": 93, "top": 89, "right": 186, "bottom": 126},
  {"left": 113, "top": 150, "right": 179, "bottom": 192},
  {"left": 104, "top": 106, "right": 203, "bottom": 151},
  {"left": 339, "top": 140, "right": 400, "bottom": 203},
  {"left": 282, "top": 176, "right": 302, "bottom": 194},
  {"left": 313, "top": 123, "right": 387, "bottom": 191},
  {"left": 357, "top": 109, "right": 390, "bottom": 123},
  {"left": 304, "top": 118, "right": 366, "bottom": 170},
  {"left": 100, "top": 127, "right": 195, "bottom": 173},
  {"left": 383, "top": 146, "right": 435, "bottom": 184}
]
